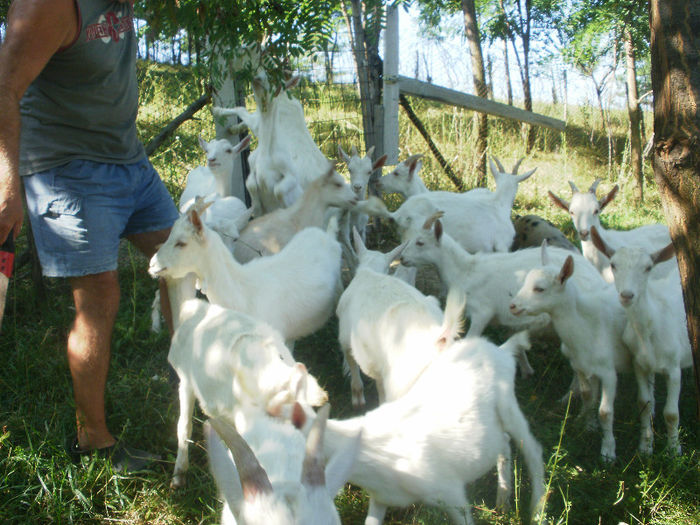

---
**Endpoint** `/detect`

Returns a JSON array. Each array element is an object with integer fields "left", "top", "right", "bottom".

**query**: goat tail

[
  {"left": 435, "top": 288, "right": 466, "bottom": 350},
  {"left": 497, "top": 392, "right": 546, "bottom": 522}
]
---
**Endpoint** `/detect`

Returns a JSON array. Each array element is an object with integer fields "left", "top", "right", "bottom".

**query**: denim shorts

[{"left": 23, "top": 158, "right": 179, "bottom": 277}]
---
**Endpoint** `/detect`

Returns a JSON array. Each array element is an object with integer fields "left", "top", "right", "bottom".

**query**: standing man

[{"left": 0, "top": 0, "right": 178, "bottom": 471}]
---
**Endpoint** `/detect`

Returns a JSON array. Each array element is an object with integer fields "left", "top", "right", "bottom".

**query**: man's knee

[{"left": 127, "top": 227, "right": 172, "bottom": 259}]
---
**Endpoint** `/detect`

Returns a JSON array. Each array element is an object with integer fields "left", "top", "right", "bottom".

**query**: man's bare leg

[{"left": 69, "top": 270, "right": 120, "bottom": 450}]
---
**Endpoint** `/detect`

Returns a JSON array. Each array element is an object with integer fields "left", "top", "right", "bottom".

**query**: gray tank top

[{"left": 19, "top": 0, "right": 144, "bottom": 176}]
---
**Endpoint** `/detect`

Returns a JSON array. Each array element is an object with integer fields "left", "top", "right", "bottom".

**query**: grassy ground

[{"left": 0, "top": 62, "right": 697, "bottom": 524}]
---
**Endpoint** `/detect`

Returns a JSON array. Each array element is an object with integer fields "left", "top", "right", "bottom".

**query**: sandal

[{"left": 66, "top": 436, "right": 159, "bottom": 473}]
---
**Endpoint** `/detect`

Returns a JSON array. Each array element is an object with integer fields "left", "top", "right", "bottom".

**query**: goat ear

[
  {"left": 599, "top": 185, "right": 619, "bottom": 209},
  {"left": 386, "top": 241, "right": 408, "bottom": 263},
  {"left": 352, "top": 227, "right": 366, "bottom": 257},
  {"left": 285, "top": 75, "right": 300, "bottom": 89},
  {"left": 302, "top": 404, "right": 329, "bottom": 487},
  {"left": 590, "top": 226, "right": 615, "bottom": 258},
  {"left": 434, "top": 219, "right": 443, "bottom": 241},
  {"left": 291, "top": 402, "right": 307, "bottom": 429},
  {"left": 188, "top": 208, "right": 205, "bottom": 234},
  {"left": 372, "top": 154, "right": 388, "bottom": 171},
  {"left": 351, "top": 144, "right": 359, "bottom": 156},
  {"left": 516, "top": 167, "right": 537, "bottom": 183},
  {"left": 651, "top": 242, "right": 675, "bottom": 265},
  {"left": 338, "top": 145, "right": 351, "bottom": 164},
  {"left": 548, "top": 191, "right": 570, "bottom": 212},
  {"left": 540, "top": 239, "right": 551, "bottom": 266},
  {"left": 208, "top": 417, "right": 274, "bottom": 499},
  {"left": 558, "top": 255, "right": 574, "bottom": 285},
  {"left": 234, "top": 134, "right": 251, "bottom": 154}
]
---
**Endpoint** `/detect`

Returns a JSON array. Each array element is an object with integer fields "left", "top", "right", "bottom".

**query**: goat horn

[
  {"left": 568, "top": 181, "right": 580, "bottom": 193},
  {"left": 302, "top": 404, "right": 330, "bottom": 487},
  {"left": 588, "top": 178, "right": 602, "bottom": 194},
  {"left": 351, "top": 145, "right": 359, "bottom": 156},
  {"left": 492, "top": 156, "right": 505, "bottom": 173},
  {"left": 209, "top": 417, "right": 274, "bottom": 499},
  {"left": 511, "top": 157, "right": 525, "bottom": 174},
  {"left": 422, "top": 211, "right": 445, "bottom": 230}
]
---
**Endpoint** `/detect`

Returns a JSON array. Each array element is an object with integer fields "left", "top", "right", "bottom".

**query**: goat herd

[{"left": 145, "top": 81, "right": 692, "bottom": 525}]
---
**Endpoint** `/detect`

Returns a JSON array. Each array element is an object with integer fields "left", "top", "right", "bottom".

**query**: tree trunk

[
  {"left": 649, "top": 0, "right": 700, "bottom": 420},
  {"left": 624, "top": 27, "right": 644, "bottom": 202},
  {"left": 461, "top": 0, "right": 488, "bottom": 186},
  {"left": 504, "top": 39, "right": 513, "bottom": 105}
]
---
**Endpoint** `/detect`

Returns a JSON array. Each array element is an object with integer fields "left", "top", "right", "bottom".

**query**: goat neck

[
  {"left": 195, "top": 229, "right": 250, "bottom": 309},
  {"left": 434, "top": 233, "right": 477, "bottom": 288}
]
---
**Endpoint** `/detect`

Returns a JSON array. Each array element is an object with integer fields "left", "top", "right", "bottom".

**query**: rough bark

[
  {"left": 461, "top": 0, "right": 488, "bottom": 186},
  {"left": 624, "top": 27, "right": 644, "bottom": 202},
  {"left": 649, "top": 0, "right": 700, "bottom": 420}
]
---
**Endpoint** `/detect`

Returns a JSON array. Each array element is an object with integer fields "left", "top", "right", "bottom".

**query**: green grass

[{"left": 1, "top": 61, "right": 697, "bottom": 524}]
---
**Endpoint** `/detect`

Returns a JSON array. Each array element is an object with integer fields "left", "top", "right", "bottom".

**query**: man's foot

[{"left": 66, "top": 436, "right": 160, "bottom": 473}]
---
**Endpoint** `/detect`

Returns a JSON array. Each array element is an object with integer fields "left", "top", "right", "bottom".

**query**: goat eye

[
  {"left": 610, "top": 263, "right": 616, "bottom": 270},
  {"left": 225, "top": 148, "right": 232, "bottom": 154},
  {"left": 175, "top": 241, "right": 187, "bottom": 248},
  {"left": 533, "top": 287, "right": 545, "bottom": 293},
  {"left": 335, "top": 182, "right": 343, "bottom": 188},
  {"left": 416, "top": 240, "right": 424, "bottom": 247},
  {"left": 645, "top": 265, "right": 652, "bottom": 272}
]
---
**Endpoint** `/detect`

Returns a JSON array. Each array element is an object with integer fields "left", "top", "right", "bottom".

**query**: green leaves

[{"left": 136, "top": 0, "right": 339, "bottom": 89}]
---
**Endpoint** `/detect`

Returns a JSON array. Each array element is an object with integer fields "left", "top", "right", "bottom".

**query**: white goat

[
  {"left": 233, "top": 166, "right": 357, "bottom": 263},
  {"left": 213, "top": 76, "right": 332, "bottom": 216},
  {"left": 336, "top": 228, "right": 464, "bottom": 408},
  {"left": 509, "top": 242, "right": 633, "bottom": 461},
  {"left": 391, "top": 158, "right": 536, "bottom": 253},
  {"left": 591, "top": 227, "right": 692, "bottom": 455},
  {"left": 179, "top": 135, "right": 251, "bottom": 212},
  {"left": 376, "top": 153, "right": 426, "bottom": 198},
  {"left": 149, "top": 206, "right": 342, "bottom": 345},
  {"left": 338, "top": 144, "right": 388, "bottom": 246},
  {"left": 399, "top": 214, "right": 606, "bottom": 338},
  {"left": 205, "top": 404, "right": 359, "bottom": 525},
  {"left": 162, "top": 297, "right": 328, "bottom": 488},
  {"left": 548, "top": 179, "right": 673, "bottom": 281},
  {"left": 286, "top": 334, "right": 546, "bottom": 525}
]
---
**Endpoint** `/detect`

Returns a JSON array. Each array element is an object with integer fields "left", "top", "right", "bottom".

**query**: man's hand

[{"left": 0, "top": 177, "right": 23, "bottom": 244}]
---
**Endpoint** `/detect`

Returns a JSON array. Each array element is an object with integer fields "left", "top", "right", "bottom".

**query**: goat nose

[
  {"left": 579, "top": 229, "right": 589, "bottom": 240},
  {"left": 620, "top": 291, "right": 634, "bottom": 302}
]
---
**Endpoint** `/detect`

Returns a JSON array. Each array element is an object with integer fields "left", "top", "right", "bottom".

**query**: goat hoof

[
  {"left": 638, "top": 442, "right": 653, "bottom": 456},
  {"left": 170, "top": 475, "right": 186, "bottom": 489}
]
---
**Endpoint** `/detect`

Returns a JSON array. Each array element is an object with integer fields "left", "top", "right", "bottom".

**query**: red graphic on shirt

[{"left": 85, "top": 11, "right": 133, "bottom": 43}]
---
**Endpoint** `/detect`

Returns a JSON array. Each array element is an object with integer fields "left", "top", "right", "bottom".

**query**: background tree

[
  {"left": 416, "top": 0, "right": 489, "bottom": 185},
  {"left": 649, "top": 0, "right": 700, "bottom": 419}
]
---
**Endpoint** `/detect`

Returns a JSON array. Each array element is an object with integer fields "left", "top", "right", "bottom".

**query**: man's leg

[
  {"left": 69, "top": 270, "right": 120, "bottom": 451},
  {"left": 128, "top": 227, "right": 173, "bottom": 334}
]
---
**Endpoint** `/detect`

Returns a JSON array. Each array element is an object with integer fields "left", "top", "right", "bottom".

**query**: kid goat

[
  {"left": 205, "top": 404, "right": 359, "bottom": 525},
  {"left": 548, "top": 179, "right": 673, "bottom": 281},
  {"left": 509, "top": 241, "right": 633, "bottom": 461},
  {"left": 336, "top": 228, "right": 464, "bottom": 408},
  {"left": 591, "top": 227, "right": 692, "bottom": 455},
  {"left": 286, "top": 334, "right": 546, "bottom": 525},
  {"left": 149, "top": 205, "right": 342, "bottom": 346},
  {"left": 156, "top": 298, "right": 328, "bottom": 488}
]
